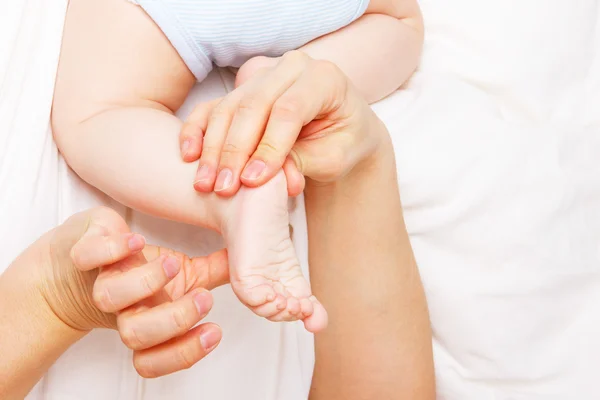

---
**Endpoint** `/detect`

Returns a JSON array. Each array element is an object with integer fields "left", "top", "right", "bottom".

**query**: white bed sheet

[
  {"left": 373, "top": 1, "right": 600, "bottom": 398},
  {"left": 2, "top": 0, "right": 600, "bottom": 399}
]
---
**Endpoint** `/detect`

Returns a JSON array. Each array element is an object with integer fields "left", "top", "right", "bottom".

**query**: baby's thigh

[{"left": 53, "top": 0, "right": 195, "bottom": 124}]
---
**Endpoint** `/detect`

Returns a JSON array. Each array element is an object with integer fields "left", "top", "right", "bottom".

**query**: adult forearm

[
  {"left": 0, "top": 234, "right": 85, "bottom": 399},
  {"left": 306, "top": 128, "right": 435, "bottom": 399}
]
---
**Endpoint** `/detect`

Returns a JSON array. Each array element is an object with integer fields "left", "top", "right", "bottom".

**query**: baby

[{"left": 52, "top": 0, "right": 423, "bottom": 332}]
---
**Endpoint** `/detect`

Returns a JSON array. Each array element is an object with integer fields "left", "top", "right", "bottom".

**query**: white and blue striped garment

[{"left": 130, "top": 0, "right": 370, "bottom": 81}]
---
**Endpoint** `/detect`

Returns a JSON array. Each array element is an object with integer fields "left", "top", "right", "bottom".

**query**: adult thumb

[
  {"left": 55, "top": 207, "right": 130, "bottom": 259},
  {"left": 289, "top": 136, "right": 349, "bottom": 184}
]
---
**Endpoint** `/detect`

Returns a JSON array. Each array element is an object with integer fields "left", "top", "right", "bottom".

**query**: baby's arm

[
  {"left": 237, "top": 0, "right": 424, "bottom": 104},
  {"left": 301, "top": 0, "right": 423, "bottom": 103}
]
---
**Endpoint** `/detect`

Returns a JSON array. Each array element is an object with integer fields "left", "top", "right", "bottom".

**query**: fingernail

[
  {"left": 194, "top": 165, "right": 211, "bottom": 183},
  {"left": 241, "top": 160, "right": 266, "bottom": 181},
  {"left": 199, "top": 327, "right": 221, "bottom": 351},
  {"left": 128, "top": 234, "right": 145, "bottom": 251},
  {"left": 181, "top": 140, "right": 191, "bottom": 156},
  {"left": 162, "top": 256, "right": 180, "bottom": 279},
  {"left": 193, "top": 290, "right": 212, "bottom": 315},
  {"left": 214, "top": 168, "right": 233, "bottom": 192}
]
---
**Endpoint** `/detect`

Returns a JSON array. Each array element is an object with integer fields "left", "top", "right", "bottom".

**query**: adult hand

[
  {"left": 40, "top": 207, "right": 229, "bottom": 377},
  {"left": 179, "top": 51, "right": 385, "bottom": 197}
]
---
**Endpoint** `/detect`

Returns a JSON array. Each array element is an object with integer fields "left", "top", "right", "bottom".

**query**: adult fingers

[
  {"left": 142, "top": 247, "right": 231, "bottom": 292},
  {"left": 287, "top": 96, "right": 381, "bottom": 184},
  {"left": 93, "top": 254, "right": 180, "bottom": 313},
  {"left": 187, "top": 248, "right": 231, "bottom": 291},
  {"left": 282, "top": 156, "right": 305, "bottom": 197},
  {"left": 70, "top": 232, "right": 146, "bottom": 271},
  {"left": 214, "top": 52, "right": 308, "bottom": 196},
  {"left": 288, "top": 134, "right": 348, "bottom": 184},
  {"left": 133, "top": 323, "right": 222, "bottom": 378},
  {"left": 117, "top": 289, "right": 213, "bottom": 350},
  {"left": 193, "top": 88, "right": 247, "bottom": 192},
  {"left": 180, "top": 98, "right": 221, "bottom": 162},
  {"left": 241, "top": 60, "right": 348, "bottom": 188}
]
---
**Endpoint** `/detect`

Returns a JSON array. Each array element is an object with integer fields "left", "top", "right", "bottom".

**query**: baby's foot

[{"left": 221, "top": 171, "right": 327, "bottom": 333}]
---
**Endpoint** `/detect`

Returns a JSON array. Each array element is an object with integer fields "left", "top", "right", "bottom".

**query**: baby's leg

[{"left": 52, "top": 0, "right": 326, "bottom": 331}]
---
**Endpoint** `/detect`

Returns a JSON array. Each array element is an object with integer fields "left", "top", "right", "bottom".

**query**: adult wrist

[
  {"left": 22, "top": 238, "right": 90, "bottom": 343},
  {"left": 0, "top": 244, "right": 87, "bottom": 399}
]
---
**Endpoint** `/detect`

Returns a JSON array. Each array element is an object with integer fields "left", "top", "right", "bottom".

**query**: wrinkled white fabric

[
  {"left": 371, "top": 1, "right": 600, "bottom": 398},
  {"left": 2, "top": 0, "right": 600, "bottom": 399}
]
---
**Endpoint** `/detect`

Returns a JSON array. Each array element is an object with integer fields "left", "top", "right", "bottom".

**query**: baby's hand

[{"left": 179, "top": 53, "right": 306, "bottom": 197}]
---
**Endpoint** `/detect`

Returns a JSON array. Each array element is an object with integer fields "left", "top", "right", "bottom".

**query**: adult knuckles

[
  {"left": 171, "top": 305, "right": 192, "bottom": 334},
  {"left": 312, "top": 59, "right": 342, "bottom": 77},
  {"left": 237, "top": 92, "right": 271, "bottom": 115},
  {"left": 282, "top": 49, "right": 309, "bottom": 65},
  {"left": 93, "top": 284, "right": 117, "bottom": 313},
  {"left": 102, "top": 235, "right": 120, "bottom": 264},
  {"left": 119, "top": 318, "right": 145, "bottom": 350},
  {"left": 177, "top": 341, "right": 201, "bottom": 370},
  {"left": 140, "top": 270, "right": 162, "bottom": 297},
  {"left": 209, "top": 102, "right": 235, "bottom": 124},
  {"left": 271, "top": 97, "right": 303, "bottom": 122},
  {"left": 133, "top": 354, "right": 157, "bottom": 378},
  {"left": 199, "top": 144, "right": 222, "bottom": 159},
  {"left": 255, "top": 140, "right": 285, "bottom": 163},
  {"left": 221, "top": 141, "right": 245, "bottom": 156},
  {"left": 311, "top": 60, "right": 348, "bottom": 96}
]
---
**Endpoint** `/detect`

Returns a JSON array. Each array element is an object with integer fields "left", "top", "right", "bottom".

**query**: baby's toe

[
  {"left": 268, "top": 301, "right": 303, "bottom": 322},
  {"left": 302, "top": 297, "right": 328, "bottom": 333},
  {"left": 286, "top": 297, "right": 301, "bottom": 315},
  {"left": 238, "top": 283, "right": 276, "bottom": 307},
  {"left": 252, "top": 294, "right": 287, "bottom": 318},
  {"left": 298, "top": 297, "right": 314, "bottom": 318}
]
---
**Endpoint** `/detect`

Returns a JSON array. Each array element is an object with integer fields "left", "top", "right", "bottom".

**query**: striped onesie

[{"left": 128, "top": 0, "right": 370, "bottom": 81}]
